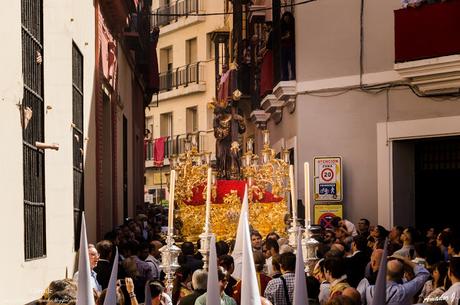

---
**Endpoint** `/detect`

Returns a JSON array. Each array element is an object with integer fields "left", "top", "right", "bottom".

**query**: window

[
  {"left": 72, "top": 43, "right": 84, "bottom": 249},
  {"left": 160, "top": 112, "right": 173, "bottom": 137},
  {"left": 186, "top": 106, "right": 198, "bottom": 133},
  {"left": 160, "top": 47, "right": 173, "bottom": 73},
  {"left": 21, "top": 0, "right": 46, "bottom": 260},
  {"left": 160, "top": 47, "right": 173, "bottom": 91},
  {"left": 186, "top": 38, "right": 197, "bottom": 65},
  {"left": 206, "top": 33, "right": 215, "bottom": 60}
]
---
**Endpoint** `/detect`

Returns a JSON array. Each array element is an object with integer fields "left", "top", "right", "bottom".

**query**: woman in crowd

[
  {"left": 171, "top": 266, "right": 192, "bottom": 305},
  {"left": 419, "top": 261, "right": 451, "bottom": 303}
]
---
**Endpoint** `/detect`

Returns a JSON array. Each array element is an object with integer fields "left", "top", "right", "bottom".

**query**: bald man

[
  {"left": 365, "top": 254, "right": 429, "bottom": 305},
  {"left": 357, "top": 249, "right": 383, "bottom": 304},
  {"left": 342, "top": 287, "right": 361, "bottom": 305}
]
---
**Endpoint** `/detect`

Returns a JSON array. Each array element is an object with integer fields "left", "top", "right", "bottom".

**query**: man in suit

[
  {"left": 94, "top": 240, "right": 113, "bottom": 290},
  {"left": 345, "top": 235, "right": 370, "bottom": 288},
  {"left": 180, "top": 242, "right": 204, "bottom": 274}
]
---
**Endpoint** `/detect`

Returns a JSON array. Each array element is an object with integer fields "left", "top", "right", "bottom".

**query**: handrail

[
  {"left": 145, "top": 130, "right": 214, "bottom": 162},
  {"left": 152, "top": 0, "right": 201, "bottom": 27},
  {"left": 158, "top": 61, "right": 204, "bottom": 92}
]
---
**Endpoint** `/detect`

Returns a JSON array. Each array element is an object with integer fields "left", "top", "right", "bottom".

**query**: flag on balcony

[{"left": 154, "top": 137, "right": 165, "bottom": 166}]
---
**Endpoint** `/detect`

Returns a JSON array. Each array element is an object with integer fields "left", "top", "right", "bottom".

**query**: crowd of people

[{"left": 39, "top": 208, "right": 460, "bottom": 305}]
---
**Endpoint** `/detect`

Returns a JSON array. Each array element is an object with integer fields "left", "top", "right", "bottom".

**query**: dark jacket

[
  {"left": 178, "top": 289, "right": 206, "bottom": 305},
  {"left": 182, "top": 255, "right": 204, "bottom": 274},
  {"left": 345, "top": 251, "right": 370, "bottom": 288},
  {"left": 94, "top": 259, "right": 112, "bottom": 290}
]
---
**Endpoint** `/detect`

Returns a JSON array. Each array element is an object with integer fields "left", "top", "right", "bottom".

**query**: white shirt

[
  {"left": 318, "top": 281, "right": 330, "bottom": 305},
  {"left": 73, "top": 270, "right": 102, "bottom": 292},
  {"left": 266, "top": 256, "right": 274, "bottom": 277},
  {"left": 145, "top": 254, "right": 162, "bottom": 280},
  {"left": 343, "top": 219, "right": 358, "bottom": 237},
  {"left": 441, "top": 282, "right": 460, "bottom": 305}
]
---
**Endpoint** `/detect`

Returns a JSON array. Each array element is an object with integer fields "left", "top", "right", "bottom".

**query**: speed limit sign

[
  {"left": 314, "top": 156, "right": 342, "bottom": 201},
  {"left": 321, "top": 168, "right": 334, "bottom": 182}
]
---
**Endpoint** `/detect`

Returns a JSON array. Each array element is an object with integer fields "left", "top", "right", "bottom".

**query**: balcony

[
  {"left": 145, "top": 130, "right": 215, "bottom": 167},
  {"left": 157, "top": 62, "right": 206, "bottom": 100},
  {"left": 152, "top": 0, "right": 205, "bottom": 34},
  {"left": 394, "top": 0, "right": 460, "bottom": 94},
  {"left": 100, "top": 0, "right": 137, "bottom": 33}
]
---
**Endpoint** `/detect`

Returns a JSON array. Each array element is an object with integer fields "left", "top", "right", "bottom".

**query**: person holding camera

[{"left": 365, "top": 254, "right": 430, "bottom": 305}]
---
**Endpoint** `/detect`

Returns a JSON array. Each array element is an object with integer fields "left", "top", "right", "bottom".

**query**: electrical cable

[
  {"left": 359, "top": 0, "right": 364, "bottom": 88},
  {"left": 149, "top": 0, "right": 317, "bottom": 17},
  {"left": 150, "top": 0, "right": 460, "bottom": 100}
]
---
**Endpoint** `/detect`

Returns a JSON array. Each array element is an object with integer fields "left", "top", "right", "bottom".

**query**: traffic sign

[
  {"left": 314, "top": 156, "right": 342, "bottom": 201},
  {"left": 321, "top": 168, "right": 334, "bottom": 182}
]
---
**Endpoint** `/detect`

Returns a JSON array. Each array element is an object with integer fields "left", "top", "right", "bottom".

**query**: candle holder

[
  {"left": 283, "top": 148, "right": 290, "bottom": 164},
  {"left": 204, "top": 152, "right": 211, "bottom": 165},
  {"left": 195, "top": 153, "right": 203, "bottom": 166},
  {"left": 262, "top": 129, "right": 270, "bottom": 148},
  {"left": 302, "top": 224, "right": 319, "bottom": 275},
  {"left": 247, "top": 138, "right": 254, "bottom": 154},
  {"left": 184, "top": 139, "right": 191, "bottom": 152},
  {"left": 169, "top": 155, "right": 178, "bottom": 169},
  {"left": 159, "top": 234, "right": 181, "bottom": 295},
  {"left": 190, "top": 133, "right": 198, "bottom": 151},
  {"left": 288, "top": 218, "right": 302, "bottom": 250},
  {"left": 198, "top": 231, "right": 214, "bottom": 271},
  {"left": 241, "top": 130, "right": 290, "bottom": 202}
]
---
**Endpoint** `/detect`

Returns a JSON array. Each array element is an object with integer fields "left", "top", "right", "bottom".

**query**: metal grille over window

[
  {"left": 72, "top": 43, "right": 84, "bottom": 250},
  {"left": 21, "top": 0, "right": 46, "bottom": 260}
]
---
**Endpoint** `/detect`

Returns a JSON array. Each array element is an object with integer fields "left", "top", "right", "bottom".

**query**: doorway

[{"left": 393, "top": 136, "right": 460, "bottom": 231}]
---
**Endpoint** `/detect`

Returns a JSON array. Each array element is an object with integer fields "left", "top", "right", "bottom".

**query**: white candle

[
  {"left": 168, "top": 170, "right": 176, "bottom": 235},
  {"left": 289, "top": 165, "right": 297, "bottom": 222},
  {"left": 247, "top": 138, "right": 254, "bottom": 153},
  {"left": 263, "top": 131, "right": 270, "bottom": 146},
  {"left": 304, "top": 162, "right": 311, "bottom": 226},
  {"left": 204, "top": 167, "right": 212, "bottom": 234}
]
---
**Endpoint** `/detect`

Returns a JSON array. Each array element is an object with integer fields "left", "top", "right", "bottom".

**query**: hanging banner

[{"left": 314, "top": 156, "right": 342, "bottom": 201}]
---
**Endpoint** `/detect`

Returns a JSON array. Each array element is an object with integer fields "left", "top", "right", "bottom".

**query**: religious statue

[{"left": 213, "top": 64, "right": 246, "bottom": 180}]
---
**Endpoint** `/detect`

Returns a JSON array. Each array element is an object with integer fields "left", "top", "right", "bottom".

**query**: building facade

[
  {"left": 0, "top": 0, "right": 152, "bottom": 303},
  {"left": 144, "top": 0, "right": 229, "bottom": 201},
  {"left": 254, "top": 0, "right": 460, "bottom": 230}
]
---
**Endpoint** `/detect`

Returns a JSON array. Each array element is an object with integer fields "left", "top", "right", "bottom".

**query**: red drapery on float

[{"left": 183, "top": 180, "right": 283, "bottom": 206}]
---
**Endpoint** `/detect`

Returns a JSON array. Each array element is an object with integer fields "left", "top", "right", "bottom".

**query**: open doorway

[{"left": 393, "top": 136, "right": 460, "bottom": 231}]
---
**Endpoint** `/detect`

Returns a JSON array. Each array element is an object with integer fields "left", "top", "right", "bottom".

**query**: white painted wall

[
  {"left": 264, "top": 0, "right": 460, "bottom": 227},
  {"left": 0, "top": 0, "right": 95, "bottom": 303}
]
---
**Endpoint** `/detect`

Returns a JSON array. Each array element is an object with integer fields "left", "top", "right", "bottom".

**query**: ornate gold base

[{"left": 178, "top": 192, "right": 287, "bottom": 241}]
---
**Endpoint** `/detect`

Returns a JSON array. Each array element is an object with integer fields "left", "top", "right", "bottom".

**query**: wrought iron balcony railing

[
  {"left": 159, "top": 61, "right": 204, "bottom": 92},
  {"left": 152, "top": 0, "right": 202, "bottom": 27},
  {"left": 145, "top": 130, "right": 214, "bottom": 164}
]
